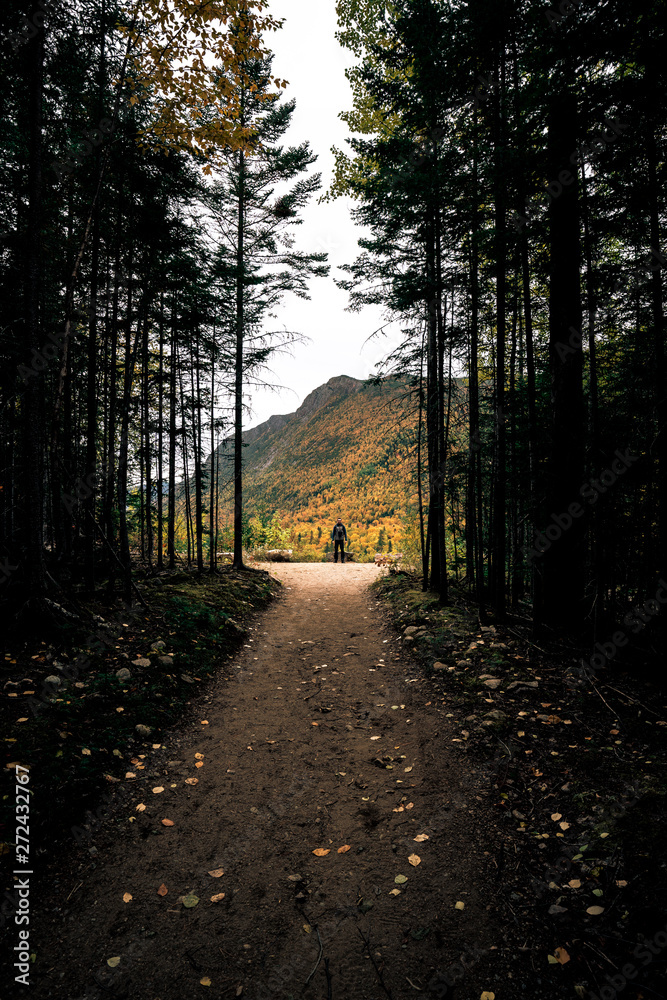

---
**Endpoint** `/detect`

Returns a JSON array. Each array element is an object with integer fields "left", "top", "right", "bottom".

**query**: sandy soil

[{"left": 32, "top": 564, "right": 503, "bottom": 1000}]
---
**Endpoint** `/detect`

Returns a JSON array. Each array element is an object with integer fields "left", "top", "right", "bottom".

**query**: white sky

[{"left": 243, "top": 0, "right": 394, "bottom": 429}]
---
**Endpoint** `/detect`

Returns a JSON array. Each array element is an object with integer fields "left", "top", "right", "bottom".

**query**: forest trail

[{"left": 34, "top": 565, "right": 501, "bottom": 1000}]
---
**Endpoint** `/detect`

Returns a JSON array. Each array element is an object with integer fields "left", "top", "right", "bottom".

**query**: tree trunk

[{"left": 538, "top": 90, "right": 585, "bottom": 629}]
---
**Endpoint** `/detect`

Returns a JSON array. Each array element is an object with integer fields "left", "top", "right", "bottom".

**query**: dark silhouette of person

[{"left": 331, "top": 517, "right": 347, "bottom": 563}]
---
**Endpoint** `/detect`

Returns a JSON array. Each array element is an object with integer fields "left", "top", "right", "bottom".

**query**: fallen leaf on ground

[
  {"left": 200, "top": 976, "right": 211, "bottom": 986},
  {"left": 312, "top": 848, "right": 330, "bottom": 856},
  {"left": 196, "top": 761, "right": 204, "bottom": 768},
  {"left": 370, "top": 736, "right": 381, "bottom": 741},
  {"left": 395, "top": 874, "right": 408, "bottom": 884},
  {"left": 337, "top": 845, "right": 351, "bottom": 854},
  {"left": 408, "top": 854, "right": 421, "bottom": 866},
  {"left": 568, "top": 879, "right": 581, "bottom": 888},
  {"left": 210, "top": 893, "right": 225, "bottom": 903},
  {"left": 152, "top": 786, "right": 164, "bottom": 794},
  {"left": 157, "top": 884, "right": 168, "bottom": 896},
  {"left": 82, "top": 748, "right": 91, "bottom": 756},
  {"left": 480, "top": 993, "right": 495, "bottom": 1000},
  {"left": 303, "top": 924, "right": 312, "bottom": 933},
  {"left": 107, "top": 957, "right": 120, "bottom": 968},
  {"left": 208, "top": 869, "right": 224, "bottom": 877},
  {"left": 185, "top": 777, "right": 198, "bottom": 785},
  {"left": 195, "top": 753, "right": 204, "bottom": 759},
  {"left": 136, "top": 803, "right": 146, "bottom": 812},
  {"left": 586, "top": 906, "right": 604, "bottom": 915},
  {"left": 455, "top": 901, "right": 465, "bottom": 910},
  {"left": 122, "top": 893, "right": 132, "bottom": 903},
  {"left": 551, "top": 813, "right": 562, "bottom": 821},
  {"left": 405, "top": 802, "right": 414, "bottom": 810},
  {"left": 200, "top": 721, "right": 209, "bottom": 726},
  {"left": 182, "top": 893, "right": 199, "bottom": 908},
  {"left": 554, "top": 947, "right": 570, "bottom": 964},
  {"left": 125, "top": 772, "right": 136, "bottom": 779},
  {"left": 161, "top": 818, "right": 174, "bottom": 827},
  {"left": 414, "top": 834, "right": 429, "bottom": 842},
  {"left": 389, "top": 888, "right": 401, "bottom": 896}
]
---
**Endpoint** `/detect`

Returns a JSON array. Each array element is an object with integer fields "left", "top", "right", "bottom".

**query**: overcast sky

[{"left": 242, "top": 0, "right": 394, "bottom": 429}]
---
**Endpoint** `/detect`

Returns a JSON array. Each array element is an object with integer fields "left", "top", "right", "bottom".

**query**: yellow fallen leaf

[
  {"left": 152, "top": 743, "right": 161, "bottom": 749},
  {"left": 107, "top": 957, "right": 121, "bottom": 968},
  {"left": 208, "top": 869, "right": 224, "bottom": 877},
  {"left": 389, "top": 888, "right": 401, "bottom": 896},
  {"left": 455, "top": 901, "right": 465, "bottom": 910},
  {"left": 517, "top": 731, "right": 525, "bottom": 737},
  {"left": 136, "top": 803, "right": 146, "bottom": 812},
  {"left": 480, "top": 993, "right": 495, "bottom": 1000},
  {"left": 414, "top": 834, "right": 429, "bottom": 842},
  {"left": 152, "top": 786, "right": 164, "bottom": 794},
  {"left": 408, "top": 854, "right": 421, "bottom": 866},
  {"left": 303, "top": 924, "right": 312, "bottom": 933},
  {"left": 122, "top": 892, "right": 132, "bottom": 903},
  {"left": 16, "top": 718, "right": 28, "bottom": 723},
  {"left": 116, "top": 707, "right": 124, "bottom": 713},
  {"left": 125, "top": 772, "right": 136, "bottom": 779},
  {"left": 586, "top": 906, "right": 604, "bottom": 915},
  {"left": 312, "top": 848, "right": 330, "bottom": 856},
  {"left": 551, "top": 812, "right": 562, "bottom": 821},
  {"left": 337, "top": 845, "right": 351, "bottom": 854},
  {"left": 185, "top": 777, "right": 198, "bottom": 785},
  {"left": 616, "top": 880, "right": 628, "bottom": 887},
  {"left": 393, "top": 805, "right": 405, "bottom": 813},
  {"left": 554, "top": 947, "right": 570, "bottom": 964},
  {"left": 195, "top": 753, "right": 204, "bottom": 759},
  {"left": 195, "top": 761, "right": 204, "bottom": 768},
  {"left": 568, "top": 879, "right": 581, "bottom": 888},
  {"left": 405, "top": 802, "right": 414, "bottom": 810},
  {"left": 210, "top": 893, "right": 225, "bottom": 903},
  {"left": 161, "top": 818, "right": 174, "bottom": 827},
  {"left": 559, "top": 821, "right": 570, "bottom": 831},
  {"left": 200, "top": 976, "right": 211, "bottom": 986},
  {"left": 82, "top": 748, "right": 91, "bottom": 755},
  {"left": 200, "top": 720, "right": 209, "bottom": 726},
  {"left": 311, "top": 722, "right": 319, "bottom": 726}
]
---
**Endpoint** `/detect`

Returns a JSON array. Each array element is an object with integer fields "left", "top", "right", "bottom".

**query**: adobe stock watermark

[
  {"left": 575, "top": 578, "right": 667, "bottom": 681},
  {"left": 5, "top": 1, "right": 53, "bottom": 53},
  {"left": 588, "top": 918, "right": 667, "bottom": 1000},
  {"left": 512, "top": 117, "right": 629, "bottom": 232},
  {"left": 525, "top": 448, "right": 638, "bottom": 563},
  {"left": 544, "top": 0, "right": 585, "bottom": 31}
]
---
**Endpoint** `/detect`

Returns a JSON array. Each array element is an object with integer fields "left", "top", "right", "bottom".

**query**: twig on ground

[
  {"left": 305, "top": 925, "right": 323, "bottom": 985},
  {"left": 358, "top": 927, "right": 393, "bottom": 1000}
]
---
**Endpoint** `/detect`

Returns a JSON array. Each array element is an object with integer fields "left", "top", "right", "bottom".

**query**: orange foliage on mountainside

[{"left": 211, "top": 375, "right": 422, "bottom": 560}]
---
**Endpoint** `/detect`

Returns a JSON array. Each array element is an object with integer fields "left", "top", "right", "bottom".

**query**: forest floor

[{"left": 3, "top": 564, "right": 667, "bottom": 1000}]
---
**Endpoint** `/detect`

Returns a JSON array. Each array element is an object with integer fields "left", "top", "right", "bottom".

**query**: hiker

[{"left": 331, "top": 517, "right": 347, "bottom": 563}]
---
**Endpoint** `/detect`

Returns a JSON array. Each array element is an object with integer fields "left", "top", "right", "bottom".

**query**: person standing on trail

[{"left": 332, "top": 517, "right": 347, "bottom": 563}]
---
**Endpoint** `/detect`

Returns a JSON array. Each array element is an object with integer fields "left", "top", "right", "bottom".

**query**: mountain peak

[{"left": 295, "top": 375, "right": 363, "bottom": 423}]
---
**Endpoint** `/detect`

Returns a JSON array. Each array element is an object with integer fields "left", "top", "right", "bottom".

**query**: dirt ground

[{"left": 30, "top": 564, "right": 508, "bottom": 1000}]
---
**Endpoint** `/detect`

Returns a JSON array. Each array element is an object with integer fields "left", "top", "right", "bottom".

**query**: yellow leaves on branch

[{"left": 118, "top": 0, "right": 288, "bottom": 166}]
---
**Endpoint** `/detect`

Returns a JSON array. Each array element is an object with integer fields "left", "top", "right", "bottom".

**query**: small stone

[
  {"left": 153, "top": 641, "right": 166, "bottom": 651},
  {"left": 135, "top": 724, "right": 153, "bottom": 737},
  {"left": 180, "top": 674, "right": 194, "bottom": 684},
  {"left": 485, "top": 710, "right": 507, "bottom": 721},
  {"left": 456, "top": 659, "right": 472, "bottom": 668},
  {"left": 116, "top": 667, "right": 131, "bottom": 682},
  {"left": 432, "top": 661, "right": 448, "bottom": 671},
  {"left": 44, "top": 674, "right": 62, "bottom": 688},
  {"left": 158, "top": 656, "right": 173, "bottom": 667},
  {"left": 483, "top": 678, "right": 501, "bottom": 689},
  {"left": 132, "top": 658, "right": 151, "bottom": 668}
]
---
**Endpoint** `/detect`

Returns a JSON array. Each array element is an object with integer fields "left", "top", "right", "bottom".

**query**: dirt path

[{"left": 33, "top": 565, "right": 503, "bottom": 1000}]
